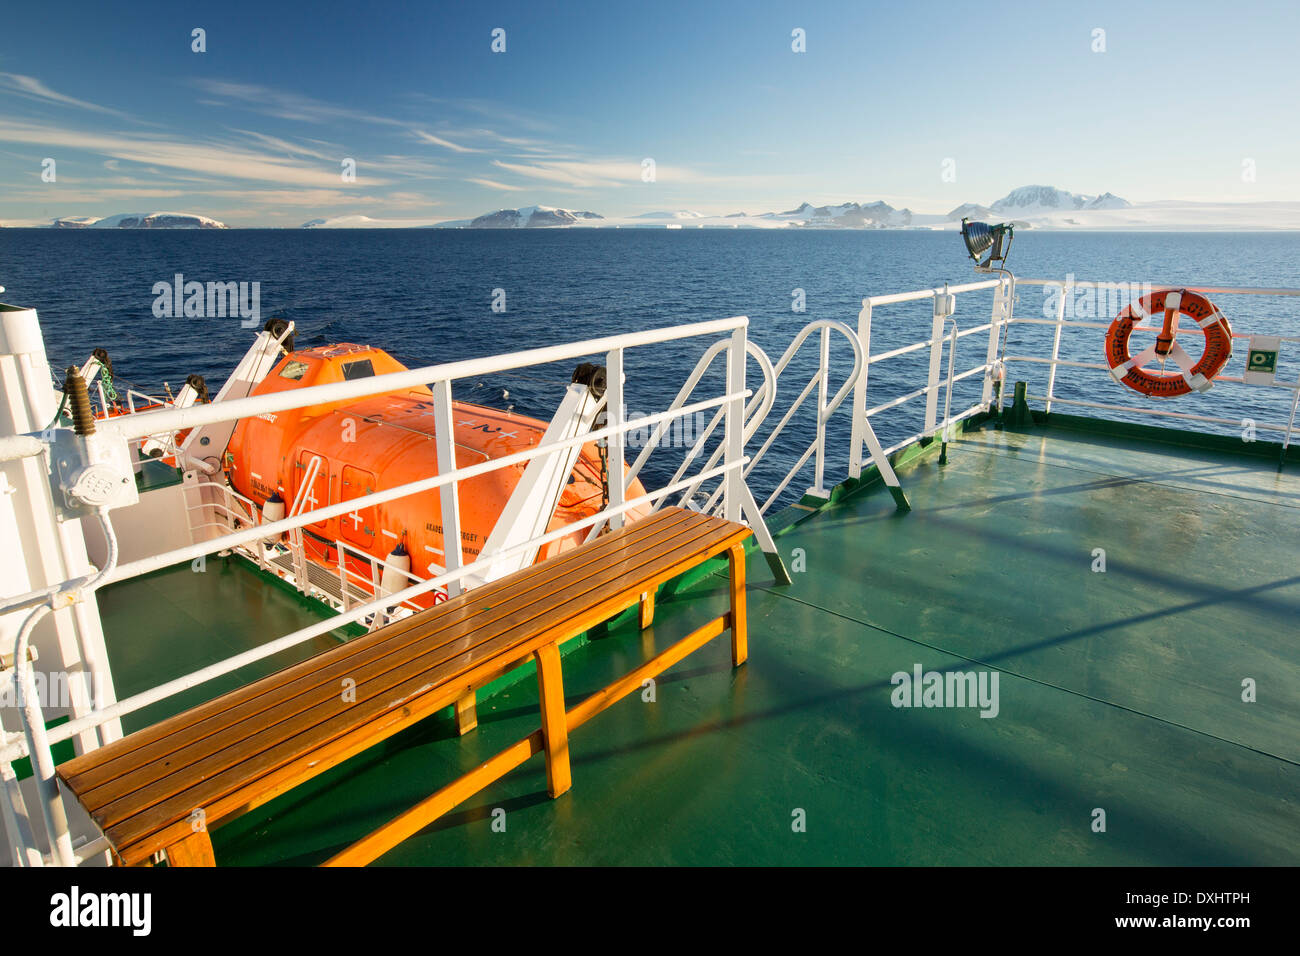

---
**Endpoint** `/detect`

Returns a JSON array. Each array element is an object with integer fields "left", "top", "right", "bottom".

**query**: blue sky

[{"left": 2, "top": 0, "right": 1297, "bottom": 225}]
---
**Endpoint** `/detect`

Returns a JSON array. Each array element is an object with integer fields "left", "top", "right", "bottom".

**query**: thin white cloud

[
  {"left": 466, "top": 177, "right": 524, "bottom": 192},
  {"left": 490, "top": 157, "right": 717, "bottom": 188},
  {"left": 490, "top": 158, "right": 642, "bottom": 188},
  {"left": 0, "top": 72, "right": 133, "bottom": 119},
  {"left": 413, "top": 130, "right": 476, "bottom": 153},
  {"left": 227, "top": 128, "right": 339, "bottom": 162},
  {"left": 0, "top": 118, "right": 377, "bottom": 187}
]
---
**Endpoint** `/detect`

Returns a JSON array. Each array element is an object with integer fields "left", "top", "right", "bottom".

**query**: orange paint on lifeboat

[{"left": 225, "top": 344, "right": 646, "bottom": 606}]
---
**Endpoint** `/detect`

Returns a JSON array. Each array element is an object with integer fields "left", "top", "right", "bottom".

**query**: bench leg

[
  {"left": 728, "top": 543, "right": 748, "bottom": 666},
  {"left": 454, "top": 690, "right": 478, "bottom": 736},
  {"left": 164, "top": 829, "right": 215, "bottom": 867},
  {"left": 534, "top": 642, "right": 572, "bottom": 798},
  {"left": 639, "top": 589, "right": 655, "bottom": 629}
]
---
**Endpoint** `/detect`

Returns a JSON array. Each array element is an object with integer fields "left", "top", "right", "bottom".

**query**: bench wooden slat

[
  {"left": 63, "top": 511, "right": 702, "bottom": 799},
  {"left": 79, "top": 513, "right": 734, "bottom": 822},
  {"left": 107, "top": 521, "right": 749, "bottom": 861}
]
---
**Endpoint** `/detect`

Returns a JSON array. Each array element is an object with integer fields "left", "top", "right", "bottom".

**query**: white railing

[
  {"left": 1, "top": 314, "right": 766, "bottom": 866},
  {"left": 1008, "top": 279, "right": 1300, "bottom": 448},
  {"left": 741, "top": 319, "right": 864, "bottom": 512},
  {"left": 846, "top": 277, "right": 1012, "bottom": 476}
]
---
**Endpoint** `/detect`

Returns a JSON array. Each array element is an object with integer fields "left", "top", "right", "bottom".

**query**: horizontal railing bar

[
  {"left": 865, "top": 279, "right": 1003, "bottom": 306},
  {"left": 949, "top": 365, "right": 987, "bottom": 385},
  {"left": 865, "top": 384, "right": 931, "bottom": 417},
  {"left": 1015, "top": 278, "right": 1300, "bottom": 296},
  {"left": 1006, "top": 355, "right": 1108, "bottom": 370},
  {"left": 861, "top": 364, "right": 987, "bottom": 418},
  {"left": 878, "top": 403, "right": 986, "bottom": 457},
  {"left": 1008, "top": 355, "right": 1300, "bottom": 389},
  {"left": 868, "top": 339, "right": 936, "bottom": 364},
  {"left": 1012, "top": 316, "right": 1300, "bottom": 341},
  {"left": 100, "top": 316, "right": 747, "bottom": 441}
]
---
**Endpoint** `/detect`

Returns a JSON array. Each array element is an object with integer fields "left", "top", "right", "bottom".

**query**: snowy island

[{"left": 49, "top": 212, "right": 228, "bottom": 229}]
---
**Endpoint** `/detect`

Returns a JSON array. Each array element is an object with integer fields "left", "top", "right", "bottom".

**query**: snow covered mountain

[
  {"left": 1082, "top": 192, "right": 1130, "bottom": 210},
  {"left": 757, "top": 200, "right": 913, "bottom": 228},
  {"left": 431, "top": 205, "right": 605, "bottom": 228},
  {"left": 946, "top": 203, "right": 995, "bottom": 221},
  {"left": 989, "top": 186, "right": 1132, "bottom": 215},
  {"left": 279, "top": 188, "right": 1300, "bottom": 232},
  {"left": 51, "top": 211, "right": 227, "bottom": 229}
]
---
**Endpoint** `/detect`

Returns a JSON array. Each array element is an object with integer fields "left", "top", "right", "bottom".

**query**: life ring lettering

[{"left": 1105, "top": 289, "right": 1232, "bottom": 399}]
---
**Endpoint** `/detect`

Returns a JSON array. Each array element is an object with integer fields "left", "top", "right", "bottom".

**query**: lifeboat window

[
  {"left": 341, "top": 359, "right": 375, "bottom": 381},
  {"left": 280, "top": 360, "right": 310, "bottom": 381}
]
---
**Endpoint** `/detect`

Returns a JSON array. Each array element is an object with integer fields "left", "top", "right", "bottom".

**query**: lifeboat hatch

[{"left": 340, "top": 465, "right": 376, "bottom": 549}]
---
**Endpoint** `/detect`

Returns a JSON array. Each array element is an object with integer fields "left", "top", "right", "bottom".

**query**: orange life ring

[{"left": 1105, "top": 289, "right": 1232, "bottom": 398}]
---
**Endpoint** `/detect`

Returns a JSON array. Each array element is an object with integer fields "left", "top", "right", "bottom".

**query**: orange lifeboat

[{"left": 225, "top": 343, "right": 647, "bottom": 606}]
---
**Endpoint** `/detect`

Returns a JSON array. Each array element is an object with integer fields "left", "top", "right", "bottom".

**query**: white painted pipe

[
  {"left": 100, "top": 316, "right": 748, "bottom": 442},
  {"left": 1014, "top": 278, "right": 1300, "bottom": 296},
  {"left": 12, "top": 606, "right": 75, "bottom": 866},
  {"left": 865, "top": 279, "right": 1003, "bottom": 307}
]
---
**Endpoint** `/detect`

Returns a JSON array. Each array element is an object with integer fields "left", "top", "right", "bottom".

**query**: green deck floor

[
  {"left": 95, "top": 420, "right": 1300, "bottom": 865},
  {"left": 96, "top": 558, "right": 347, "bottom": 735}
]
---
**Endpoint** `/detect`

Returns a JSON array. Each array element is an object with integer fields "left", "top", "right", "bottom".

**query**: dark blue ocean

[{"left": 2, "top": 229, "right": 1297, "bottom": 505}]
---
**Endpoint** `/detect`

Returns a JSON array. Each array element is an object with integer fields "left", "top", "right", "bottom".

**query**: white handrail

[
  {"left": 99, "top": 317, "right": 748, "bottom": 442},
  {"left": 1014, "top": 278, "right": 1300, "bottom": 297}
]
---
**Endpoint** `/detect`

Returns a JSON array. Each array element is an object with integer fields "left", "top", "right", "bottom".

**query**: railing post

[
  {"left": 939, "top": 320, "right": 958, "bottom": 465},
  {"left": 724, "top": 323, "right": 747, "bottom": 522},
  {"left": 1282, "top": 376, "right": 1300, "bottom": 458},
  {"left": 985, "top": 274, "right": 1014, "bottom": 414},
  {"left": 981, "top": 289, "right": 1003, "bottom": 408},
  {"left": 337, "top": 547, "right": 349, "bottom": 611},
  {"left": 849, "top": 299, "right": 872, "bottom": 479},
  {"left": 1, "top": 756, "right": 42, "bottom": 866},
  {"left": 431, "top": 380, "right": 464, "bottom": 598},
  {"left": 810, "top": 324, "right": 830, "bottom": 497},
  {"left": 1044, "top": 274, "right": 1069, "bottom": 414},
  {"left": 605, "top": 347, "right": 626, "bottom": 530},
  {"left": 924, "top": 293, "right": 946, "bottom": 436}
]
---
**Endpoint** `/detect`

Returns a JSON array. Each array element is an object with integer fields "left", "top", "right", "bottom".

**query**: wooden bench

[{"left": 56, "top": 507, "right": 751, "bottom": 867}]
